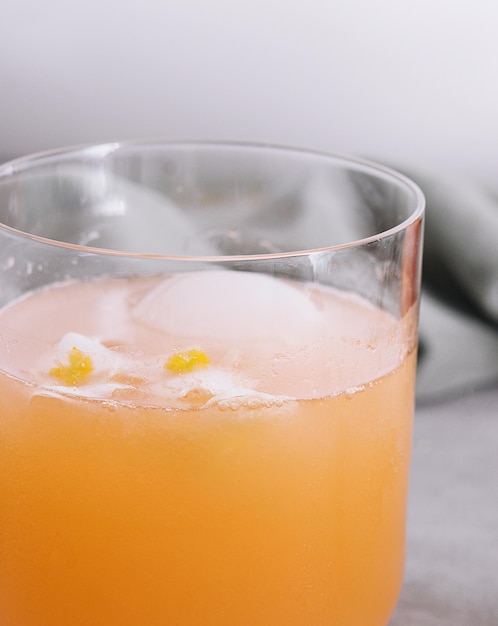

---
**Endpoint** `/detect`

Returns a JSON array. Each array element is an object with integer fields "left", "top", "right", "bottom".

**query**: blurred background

[{"left": 1, "top": 0, "right": 497, "bottom": 183}]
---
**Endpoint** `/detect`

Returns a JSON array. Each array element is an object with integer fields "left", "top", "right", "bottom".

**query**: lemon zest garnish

[
  {"left": 49, "top": 346, "right": 94, "bottom": 386},
  {"left": 165, "top": 349, "right": 210, "bottom": 374}
]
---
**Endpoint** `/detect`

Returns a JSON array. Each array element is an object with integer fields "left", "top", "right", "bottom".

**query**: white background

[{"left": 1, "top": 0, "right": 497, "bottom": 182}]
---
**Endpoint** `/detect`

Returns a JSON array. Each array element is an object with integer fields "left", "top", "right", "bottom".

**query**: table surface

[{"left": 389, "top": 385, "right": 498, "bottom": 626}]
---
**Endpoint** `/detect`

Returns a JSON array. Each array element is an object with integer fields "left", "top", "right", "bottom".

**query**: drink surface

[{"left": 0, "top": 271, "right": 416, "bottom": 626}]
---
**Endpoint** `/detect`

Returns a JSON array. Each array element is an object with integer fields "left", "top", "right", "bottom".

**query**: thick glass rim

[{"left": 0, "top": 140, "right": 425, "bottom": 262}]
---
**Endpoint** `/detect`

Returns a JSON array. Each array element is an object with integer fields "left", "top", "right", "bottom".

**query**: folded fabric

[{"left": 399, "top": 168, "right": 498, "bottom": 403}]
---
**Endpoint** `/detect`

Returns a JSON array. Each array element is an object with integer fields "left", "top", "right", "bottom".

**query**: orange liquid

[{"left": 0, "top": 274, "right": 416, "bottom": 626}]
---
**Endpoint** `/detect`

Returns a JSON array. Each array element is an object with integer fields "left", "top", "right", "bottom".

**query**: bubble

[
  {"left": 247, "top": 397, "right": 262, "bottom": 410},
  {"left": 181, "top": 387, "right": 214, "bottom": 408},
  {"left": 344, "top": 385, "right": 364, "bottom": 401}
]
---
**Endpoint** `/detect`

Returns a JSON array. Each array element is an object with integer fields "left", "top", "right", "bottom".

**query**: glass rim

[{"left": 0, "top": 139, "right": 425, "bottom": 262}]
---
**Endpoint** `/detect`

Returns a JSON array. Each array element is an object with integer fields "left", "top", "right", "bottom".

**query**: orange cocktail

[
  {"left": 0, "top": 142, "right": 424, "bottom": 625},
  {"left": 0, "top": 272, "right": 417, "bottom": 625}
]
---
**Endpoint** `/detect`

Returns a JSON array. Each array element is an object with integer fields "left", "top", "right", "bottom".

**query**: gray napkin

[{"left": 403, "top": 169, "right": 498, "bottom": 403}]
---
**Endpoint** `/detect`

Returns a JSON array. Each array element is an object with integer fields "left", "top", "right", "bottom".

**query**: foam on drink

[{"left": 0, "top": 271, "right": 410, "bottom": 406}]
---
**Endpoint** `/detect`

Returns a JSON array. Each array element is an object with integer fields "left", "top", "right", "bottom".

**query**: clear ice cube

[{"left": 132, "top": 270, "right": 322, "bottom": 344}]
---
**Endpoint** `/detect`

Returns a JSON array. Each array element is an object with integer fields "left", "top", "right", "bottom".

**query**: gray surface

[{"left": 390, "top": 386, "right": 498, "bottom": 625}]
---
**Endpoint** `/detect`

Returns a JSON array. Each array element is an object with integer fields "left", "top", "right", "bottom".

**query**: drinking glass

[{"left": 0, "top": 142, "right": 424, "bottom": 626}]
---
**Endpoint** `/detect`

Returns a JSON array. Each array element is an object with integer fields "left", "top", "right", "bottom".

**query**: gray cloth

[{"left": 402, "top": 170, "right": 498, "bottom": 403}]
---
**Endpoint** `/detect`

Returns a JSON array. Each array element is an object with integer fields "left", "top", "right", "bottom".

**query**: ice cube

[{"left": 132, "top": 270, "right": 321, "bottom": 344}]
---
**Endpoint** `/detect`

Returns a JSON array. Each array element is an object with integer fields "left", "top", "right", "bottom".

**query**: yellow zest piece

[
  {"left": 165, "top": 349, "right": 210, "bottom": 374},
  {"left": 50, "top": 346, "right": 94, "bottom": 386}
]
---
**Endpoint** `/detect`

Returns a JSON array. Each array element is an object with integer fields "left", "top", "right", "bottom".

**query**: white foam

[
  {"left": 35, "top": 333, "right": 136, "bottom": 398},
  {"left": 54, "top": 332, "right": 120, "bottom": 376},
  {"left": 132, "top": 271, "right": 322, "bottom": 344},
  {"left": 166, "top": 368, "right": 236, "bottom": 395},
  {"left": 165, "top": 368, "right": 255, "bottom": 401},
  {"left": 164, "top": 366, "right": 291, "bottom": 408},
  {"left": 42, "top": 382, "right": 133, "bottom": 399}
]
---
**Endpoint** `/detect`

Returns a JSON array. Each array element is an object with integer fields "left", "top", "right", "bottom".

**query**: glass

[{"left": 0, "top": 142, "right": 424, "bottom": 626}]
